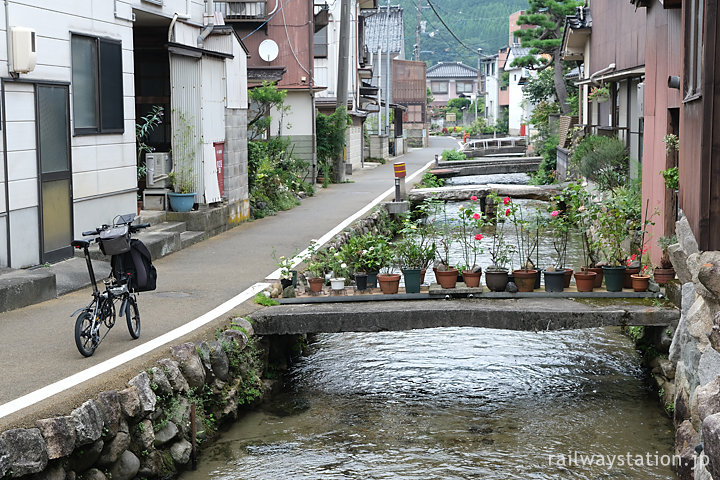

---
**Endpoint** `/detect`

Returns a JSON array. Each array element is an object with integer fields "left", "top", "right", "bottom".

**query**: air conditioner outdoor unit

[
  {"left": 11, "top": 27, "right": 36, "bottom": 74},
  {"left": 145, "top": 152, "right": 172, "bottom": 188}
]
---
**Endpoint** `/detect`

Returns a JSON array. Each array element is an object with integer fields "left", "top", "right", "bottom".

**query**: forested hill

[{"left": 395, "top": 0, "right": 529, "bottom": 67}]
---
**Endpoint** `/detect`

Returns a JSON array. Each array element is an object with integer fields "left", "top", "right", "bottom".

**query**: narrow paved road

[{"left": 0, "top": 137, "right": 458, "bottom": 428}]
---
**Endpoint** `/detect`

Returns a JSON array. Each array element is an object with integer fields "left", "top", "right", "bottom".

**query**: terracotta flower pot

[
  {"left": 307, "top": 277, "right": 324, "bottom": 293},
  {"left": 512, "top": 269, "right": 538, "bottom": 292},
  {"left": 485, "top": 269, "right": 509, "bottom": 292},
  {"left": 653, "top": 267, "right": 676, "bottom": 285},
  {"left": 631, "top": 274, "right": 650, "bottom": 292},
  {"left": 574, "top": 271, "right": 597, "bottom": 292},
  {"left": 624, "top": 267, "right": 640, "bottom": 289},
  {"left": 377, "top": 273, "right": 401, "bottom": 294},
  {"left": 563, "top": 268, "right": 573, "bottom": 288},
  {"left": 434, "top": 267, "right": 458, "bottom": 289},
  {"left": 583, "top": 267, "right": 604, "bottom": 288},
  {"left": 462, "top": 270, "right": 482, "bottom": 288}
]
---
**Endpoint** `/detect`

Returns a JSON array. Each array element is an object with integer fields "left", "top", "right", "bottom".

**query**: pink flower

[
  {"left": 505, "top": 208, "right": 511, "bottom": 216},
  {"left": 472, "top": 213, "right": 481, "bottom": 220},
  {"left": 470, "top": 195, "right": 478, "bottom": 201},
  {"left": 551, "top": 210, "right": 559, "bottom": 217},
  {"left": 503, "top": 197, "right": 511, "bottom": 205},
  {"left": 474, "top": 234, "right": 483, "bottom": 241}
]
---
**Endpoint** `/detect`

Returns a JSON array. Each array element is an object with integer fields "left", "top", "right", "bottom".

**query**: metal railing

[{"left": 214, "top": 0, "right": 267, "bottom": 20}]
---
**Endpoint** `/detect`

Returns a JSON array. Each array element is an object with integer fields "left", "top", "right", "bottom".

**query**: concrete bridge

[
  {"left": 409, "top": 182, "right": 566, "bottom": 204},
  {"left": 249, "top": 298, "right": 679, "bottom": 336},
  {"left": 461, "top": 136, "right": 527, "bottom": 158},
  {"left": 431, "top": 157, "right": 541, "bottom": 178}
]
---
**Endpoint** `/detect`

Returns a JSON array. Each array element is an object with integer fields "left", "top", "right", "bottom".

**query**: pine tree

[{"left": 510, "top": 0, "right": 582, "bottom": 114}]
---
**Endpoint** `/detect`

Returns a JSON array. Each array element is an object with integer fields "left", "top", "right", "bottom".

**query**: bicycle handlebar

[{"left": 130, "top": 223, "right": 151, "bottom": 232}]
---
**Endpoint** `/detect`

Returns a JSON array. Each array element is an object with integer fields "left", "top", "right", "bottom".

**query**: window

[
  {"left": 431, "top": 81, "right": 448, "bottom": 94},
  {"left": 406, "top": 105, "right": 423, "bottom": 123},
  {"left": 684, "top": 0, "right": 704, "bottom": 99},
  {"left": 71, "top": 34, "right": 124, "bottom": 134},
  {"left": 456, "top": 81, "right": 474, "bottom": 93},
  {"left": 313, "top": 26, "right": 328, "bottom": 58}
]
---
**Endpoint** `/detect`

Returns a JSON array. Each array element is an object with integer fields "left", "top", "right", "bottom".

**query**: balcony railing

[{"left": 214, "top": 1, "right": 267, "bottom": 21}]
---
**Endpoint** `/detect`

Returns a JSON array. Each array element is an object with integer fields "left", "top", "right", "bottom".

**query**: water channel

[{"left": 181, "top": 174, "right": 675, "bottom": 479}]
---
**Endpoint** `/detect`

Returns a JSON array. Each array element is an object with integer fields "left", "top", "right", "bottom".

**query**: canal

[
  {"left": 181, "top": 174, "right": 675, "bottom": 479},
  {"left": 181, "top": 328, "right": 674, "bottom": 479}
]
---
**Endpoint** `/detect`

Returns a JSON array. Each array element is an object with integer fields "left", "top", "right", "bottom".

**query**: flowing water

[
  {"left": 445, "top": 173, "right": 531, "bottom": 185},
  {"left": 180, "top": 198, "right": 675, "bottom": 480},
  {"left": 181, "top": 328, "right": 675, "bottom": 480}
]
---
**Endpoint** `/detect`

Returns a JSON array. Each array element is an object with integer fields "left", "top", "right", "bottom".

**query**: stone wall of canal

[
  {"left": 0, "top": 320, "right": 299, "bottom": 480},
  {"left": 658, "top": 214, "right": 720, "bottom": 479}
]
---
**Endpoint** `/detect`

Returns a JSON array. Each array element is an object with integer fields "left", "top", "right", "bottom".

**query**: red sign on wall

[{"left": 214, "top": 142, "right": 225, "bottom": 196}]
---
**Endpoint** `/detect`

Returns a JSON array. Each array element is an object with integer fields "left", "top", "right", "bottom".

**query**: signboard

[
  {"left": 214, "top": 142, "right": 225, "bottom": 196},
  {"left": 446, "top": 113, "right": 456, "bottom": 122}
]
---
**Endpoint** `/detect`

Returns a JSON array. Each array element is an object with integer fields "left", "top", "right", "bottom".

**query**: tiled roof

[
  {"left": 426, "top": 62, "right": 478, "bottom": 79},
  {"left": 566, "top": 6, "right": 592, "bottom": 30},
  {"left": 363, "top": 6, "right": 404, "bottom": 54},
  {"left": 509, "top": 46, "right": 531, "bottom": 57}
]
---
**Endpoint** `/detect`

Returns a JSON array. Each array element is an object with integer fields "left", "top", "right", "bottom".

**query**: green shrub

[
  {"left": 530, "top": 134, "right": 559, "bottom": 185},
  {"left": 441, "top": 149, "right": 466, "bottom": 162},
  {"left": 419, "top": 171, "right": 445, "bottom": 188},
  {"left": 577, "top": 136, "right": 630, "bottom": 192}
]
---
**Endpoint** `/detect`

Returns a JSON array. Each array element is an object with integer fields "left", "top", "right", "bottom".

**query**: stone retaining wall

[
  {"left": 658, "top": 214, "right": 720, "bottom": 478},
  {"left": 0, "top": 319, "right": 277, "bottom": 480}
]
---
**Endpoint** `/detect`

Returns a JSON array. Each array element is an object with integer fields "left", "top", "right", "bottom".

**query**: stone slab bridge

[
  {"left": 249, "top": 298, "right": 679, "bottom": 336},
  {"left": 409, "top": 183, "right": 567, "bottom": 204},
  {"left": 431, "top": 157, "right": 542, "bottom": 177}
]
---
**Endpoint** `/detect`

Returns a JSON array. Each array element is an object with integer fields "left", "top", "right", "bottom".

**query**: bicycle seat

[{"left": 71, "top": 240, "right": 91, "bottom": 249}]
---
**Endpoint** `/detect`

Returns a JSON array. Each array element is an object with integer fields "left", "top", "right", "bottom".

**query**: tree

[
  {"left": 510, "top": 0, "right": 583, "bottom": 114},
  {"left": 248, "top": 81, "right": 289, "bottom": 140}
]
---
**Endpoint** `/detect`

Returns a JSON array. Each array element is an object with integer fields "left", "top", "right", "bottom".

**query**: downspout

[
  {"left": 309, "top": 0, "right": 316, "bottom": 183},
  {"left": 589, "top": 63, "right": 615, "bottom": 86},
  {"left": 1, "top": 79, "right": 9, "bottom": 267},
  {"left": 197, "top": 0, "right": 215, "bottom": 48}
]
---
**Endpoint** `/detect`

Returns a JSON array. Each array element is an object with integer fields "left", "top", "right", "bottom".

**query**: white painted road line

[
  {"left": 0, "top": 282, "right": 270, "bottom": 420},
  {"left": 0, "top": 156, "right": 436, "bottom": 420}
]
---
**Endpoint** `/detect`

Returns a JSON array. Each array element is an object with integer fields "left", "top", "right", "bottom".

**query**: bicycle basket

[{"left": 99, "top": 225, "right": 131, "bottom": 255}]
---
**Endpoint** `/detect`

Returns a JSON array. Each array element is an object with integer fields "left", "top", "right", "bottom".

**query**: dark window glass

[
  {"left": 71, "top": 34, "right": 124, "bottom": 134},
  {"left": 313, "top": 27, "right": 328, "bottom": 58}
]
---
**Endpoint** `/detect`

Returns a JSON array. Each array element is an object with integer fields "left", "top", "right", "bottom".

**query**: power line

[{"left": 424, "top": 0, "right": 480, "bottom": 56}]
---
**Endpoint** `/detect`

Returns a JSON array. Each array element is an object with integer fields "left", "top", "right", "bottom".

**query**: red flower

[
  {"left": 551, "top": 210, "right": 559, "bottom": 217},
  {"left": 630, "top": 254, "right": 637, "bottom": 260},
  {"left": 505, "top": 208, "right": 511, "bottom": 216},
  {"left": 475, "top": 234, "right": 483, "bottom": 241},
  {"left": 503, "top": 197, "right": 511, "bottom": 205},
  {"left": 470, "top": 195, "right": 478, "bottom": 201},
  {"left": 472, "top": 213, "right": 481, "bottom": 220}
]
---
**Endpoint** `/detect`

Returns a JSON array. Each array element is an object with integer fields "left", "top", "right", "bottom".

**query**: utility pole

[
  {"left": 335, "top": 0, "right": 351, "bottom": 183},
  {"left": 385, "top": 0, "right": 390, "bottom": 139}
]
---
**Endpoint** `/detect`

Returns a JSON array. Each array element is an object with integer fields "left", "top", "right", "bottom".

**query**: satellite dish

[{"left": 258, "top": 39, "right": 279, "bottom": 62}]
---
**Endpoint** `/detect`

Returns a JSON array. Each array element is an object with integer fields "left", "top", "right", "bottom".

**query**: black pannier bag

[
  {"left": 99, "top": 225, "right": 131, "bottom": 256},
  {"left": 111, "top": 239, "right": 157, "bottom": 292}
]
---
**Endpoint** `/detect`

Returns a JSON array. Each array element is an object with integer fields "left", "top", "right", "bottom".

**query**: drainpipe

[
  {"left": 267, "top": 0, "right": 279, "bottom": 17},
  {"left": 197, "top": 0, "right": 215, "bottom": 48},
  {"left": 589, "top": 63, "right": 615, "bottom": 86}
]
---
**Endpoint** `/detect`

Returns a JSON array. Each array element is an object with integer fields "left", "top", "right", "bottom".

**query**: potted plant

[
  {"left": 273, "top": 251, "right": 297, "bottom": 290},
  {"left": 397, "top": 210, "right": 437, "bottom": 284},
  {"left": 426, "top": 198, "right": 459, "bottom": 289},
  {"left": 345, "top": 233, "right": 391, "bottom": 289},
  {"left": 375, "top": 244, "right": 401, "bottom": 294},
  {"left": 395, "top": 237, "right": 425, "bottom": 293},
  {"left": 455, "top": 196, "right": 485, "bottom": 288},
  {"left": 485, "top": 193, "right": 515, "bottom": 292},
  {"left": 654, "top": 235, "right": 677, "bottom": 284},
  {"left": 630, "top": 200, "right": 657, "bottom": 292},
  {"left": 596, "top": 200, "right": 630, "bottom": 292},
  {"left": 506, "top": 196, "right": 538, "bottom": 292},
  {"left": 136, "top": 105, "right": 164, "bottom": 213},
  {"left": 543, "top": 209, "right": 569, "bottom": 292},
  {"left": 168, "top": 110, "right": 198, "bottom": 212},
  {"left": 303, "top": 241, "right": 326, "bottom": 293},
  {"left": 588, "top": 85, "right": 610, "bottom": 103},
  {"left": 325, "top": 247, "right": 350, "bottom": 291}
]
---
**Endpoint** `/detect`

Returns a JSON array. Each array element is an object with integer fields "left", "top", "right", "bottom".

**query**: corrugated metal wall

[{"left": 170, "top": 54, "right": 202, "bottom": 200}]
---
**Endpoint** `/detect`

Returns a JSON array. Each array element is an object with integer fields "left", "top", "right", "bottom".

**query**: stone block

[
  {"left": 118, "top": 386, "right": 142, "bottom": 420},
  {"left": 171, "top": 342, "right": 206, "bottom": 389},
  {"left": 96, "top": 391, "right": 121, "bottom": 438},
  {"left": 36, "top": 416, "right": 76, "bottom": 460},
  {"left": 703, "top": 413, "right": 720, "bottom": 479},
  {"left": 670, "top": 243, "right": 692, "bottom": 284},
  {"left": 0, "top": 428, "right": 48, "bottom": 477},
  {"left": 109, "top": 450, "right": 140, "bottom": 480},
  {"left": 686, "top": 296, "right": 712, "bottom": 346},
  {"left": 71, "top": 399, "right": 105, "bottom": 446},
  {"left": 698, "top": 252, "right": 720, "bottom": 301},
  {"left": 128, "top": 372, "right": 157, "bottom": 415},
  {"left": 157, "top": 358, "right": 190, "bottom": 394},
  {"left": 677, "top": 214, "right": 700, "bottom": 256}
]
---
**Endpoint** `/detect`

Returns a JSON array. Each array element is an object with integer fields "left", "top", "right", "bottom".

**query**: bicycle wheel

[
  {"left": 75, "top": 311, "right": 99, "bottom": 357},
  {"left": 126, "top": 296, "right": 141, "bottom": 339}
]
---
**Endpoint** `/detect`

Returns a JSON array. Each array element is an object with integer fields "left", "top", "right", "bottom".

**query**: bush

[
  {"left": 441, "top": 149, "right": 466, "bottom": 162},
  {"left": 529, "top": 134, "right": 559, "bottom": 185},
  {"left": 577, "top": 136, "right": 630, "bottom": 192},
  {"left": 419, "top": 171, "right": 445, "bottom": 188}
]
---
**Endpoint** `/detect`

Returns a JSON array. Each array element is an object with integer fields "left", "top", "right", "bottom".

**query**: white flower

[{"left": 341, "top": 263, "right": 347, "bottom": 269}]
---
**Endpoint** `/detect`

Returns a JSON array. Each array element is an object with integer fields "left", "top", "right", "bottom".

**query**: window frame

[
  {"left": 71, "top": 33, "right": 124, "bottom": 135},
  {"left": 430, "top": 81, "right": 448, "bottom": 94},
  {"left": 313, "top": 26, "right": 328, "bottom": 58},
  {"left": 456, "top": 81, "right": 474, "bottom": 93}
]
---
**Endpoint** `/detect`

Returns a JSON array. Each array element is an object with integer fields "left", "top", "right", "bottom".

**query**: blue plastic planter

[{"left": 168, "top": 192, "right": 195, "bottom": 212}]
